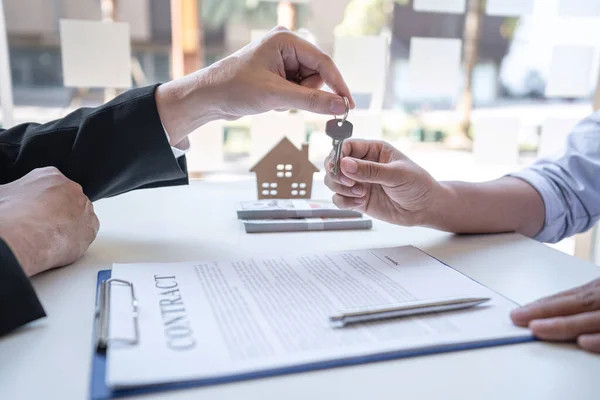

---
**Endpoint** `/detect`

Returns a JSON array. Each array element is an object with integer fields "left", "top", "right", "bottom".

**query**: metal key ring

[{"left": 335, "top": 96, "right": 350, "bottom": 124}]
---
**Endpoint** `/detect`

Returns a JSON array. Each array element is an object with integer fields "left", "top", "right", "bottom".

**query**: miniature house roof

[{"left": 250, "top": 137, "right": 319, "bottom": 173}]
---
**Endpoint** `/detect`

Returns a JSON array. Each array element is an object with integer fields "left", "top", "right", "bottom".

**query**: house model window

[
  {"left": 291, "top": 182, "right": 308, "bottom": 196},
  {"left": 260, "top": 182, "right": 278, "bottom": 197},
  {"left": 250, "top": 137, "right": 319, "bottom": 200},
  {"left": 276, "top": 164, "right": 293, "bottom": 178}
]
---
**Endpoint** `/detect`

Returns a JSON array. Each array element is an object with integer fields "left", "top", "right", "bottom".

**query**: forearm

[
  {"left": 424, "top": 177, "right": 545, "bottom": 238},
  {"left": 0, "top": 85, "right": 187, "bottom": 201}
]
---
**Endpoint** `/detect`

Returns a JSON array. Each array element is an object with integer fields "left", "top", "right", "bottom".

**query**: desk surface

[{"left": 1, "top": 179, "right": 599, "bottom": 400}]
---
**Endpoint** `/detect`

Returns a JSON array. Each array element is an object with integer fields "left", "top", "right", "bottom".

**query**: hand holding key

[
  {"left": 326, "top": 96, "right": 353, "bottom": 175},
  {"left": 324, "top": 139, "right": 440, "bottom": 226}
]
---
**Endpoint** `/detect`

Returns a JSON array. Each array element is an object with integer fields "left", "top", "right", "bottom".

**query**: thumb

[
  {"left": 279, "top": 81, "right": 347, "bottom": 115},
  {"left": 340, "top": 157, "right": 401, "bottom": 186}
]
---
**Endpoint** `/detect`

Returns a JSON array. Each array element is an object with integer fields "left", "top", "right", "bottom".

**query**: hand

[
  {"left": 0, "top": 167, "right": 99, "bottom": 277},
  {"left": 157, "top": 26, "right": 355, "bottom": 146},
  {"left": 511, "top": 278, "right": 600, "bottom": 353},
  {"left": 324, "top": 139, "right": 442, "bottom": 226}
]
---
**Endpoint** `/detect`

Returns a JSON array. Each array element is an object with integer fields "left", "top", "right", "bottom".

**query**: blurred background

[{"left": 1, "top": 0, "right": 600, "bottom": 260}]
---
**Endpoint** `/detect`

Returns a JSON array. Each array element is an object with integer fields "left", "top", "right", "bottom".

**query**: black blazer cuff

[{"left": 0, "top": 238, "right": 46, "bottom": 337}]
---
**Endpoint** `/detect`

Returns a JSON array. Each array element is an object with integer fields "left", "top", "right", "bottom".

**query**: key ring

[{"left": 335, "top": 96, "right": 350, "bottom": 125}]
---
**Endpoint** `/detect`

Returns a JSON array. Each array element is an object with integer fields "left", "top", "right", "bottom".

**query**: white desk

[{"left": 1, "top": 179, "right": 599, "bottom": 400}]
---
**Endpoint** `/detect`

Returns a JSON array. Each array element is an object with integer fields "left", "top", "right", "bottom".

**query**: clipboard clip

[{"left": 94, "top": 278, "right": 139, "bottom": 351}]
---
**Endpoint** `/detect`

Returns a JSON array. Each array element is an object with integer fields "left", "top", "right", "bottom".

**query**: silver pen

[{"left": 329, "top": 296, "right": 491, "bottom": 328}]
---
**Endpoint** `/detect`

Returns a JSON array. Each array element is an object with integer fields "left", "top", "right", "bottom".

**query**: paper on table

[
  {"left": 413, "top": 0, "right": 465, "bottom": 14},
  {"left": 107, "top": 246, "right": 530, "bottom": 389},
  {"left": 408, "top": 38, "right": 462, "bottom": 99},
  {"left": 545, "top": 46, "right": 596, "bottom": 98},
  {"left": 485, "top": 0, "right": 534, "bottom": 16},
  {"left": 59, "top": 19, "right": 132, "bottom": 88}
]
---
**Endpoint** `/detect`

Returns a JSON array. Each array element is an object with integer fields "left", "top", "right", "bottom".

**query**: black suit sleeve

[
  {"left": 0, "top": 84, "right": 188, "bottom": 201},
  {"left": 0, "top": 238, "right": 46, "bottom": 337},
  {"left": 0, "top": 84, "right": 189, "bottom": 336}
]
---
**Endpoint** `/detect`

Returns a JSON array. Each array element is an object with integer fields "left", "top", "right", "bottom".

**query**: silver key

[{"left": 326, "top": 118, "right": 353, "bottom": 175}]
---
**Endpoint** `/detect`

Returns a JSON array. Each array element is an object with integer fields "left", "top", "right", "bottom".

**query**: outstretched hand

[
  {"left": 157, "top": 26, "right": 355, "bottom": 146},
  {"left": 324, "top": 139, "right": 441, "bottom": 226},
  {"left": 511, "top": 278, "right": 600, "bottom": 353}
]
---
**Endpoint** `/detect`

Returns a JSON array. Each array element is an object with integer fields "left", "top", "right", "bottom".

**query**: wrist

[
  {"left": 417, "top": 181, "right": 458, "bottom": 231},
  {"left": 155, "top": 67, "right": 226, "bottom": 146}
]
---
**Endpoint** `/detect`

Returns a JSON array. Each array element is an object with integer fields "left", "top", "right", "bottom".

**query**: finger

[
  {"left": 529, "top": 310, "right": 600, "bottom": 341},
  {"left": 324, "top": 157, "right": 356, "bottom": 187},
  {"left": 332, "top": 194, "right": 366, "bottom": 210},
  {"left": 277, "top": 32, "right": 355, "bottom": 108},
  {"left": 577, "top": 333, "right": 600, "bottom": 353},
  {"left": 510, "top": 290, "right": 600, "bottom": 326},
  {"left": 300, "top": 74, "right": 324, "bottom": 90},
  {"left": 340, "top": 157, "right": 402, "bottom": 186},
  {"left": 340, "top": 139, "right": 397, "bottom": 163},
  {"left": 279, "top": 80, "right": 349, "bottom": 115},
  {"left": 324, "top": 175, "right": 366, "bottom": 198}
]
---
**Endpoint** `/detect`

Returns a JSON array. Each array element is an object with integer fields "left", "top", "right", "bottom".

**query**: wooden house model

[{"left": 250, "top": 137, "right": 319, "bottom": 199}]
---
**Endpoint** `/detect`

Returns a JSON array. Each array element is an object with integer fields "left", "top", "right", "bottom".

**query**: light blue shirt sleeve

[{"left": 509, "top": 110, "right": 600, "bottom": 243}]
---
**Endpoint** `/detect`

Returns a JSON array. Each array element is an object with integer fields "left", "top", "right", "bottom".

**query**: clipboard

[{"left": 90, "top": 268, "right": 535, "bottom": 400}]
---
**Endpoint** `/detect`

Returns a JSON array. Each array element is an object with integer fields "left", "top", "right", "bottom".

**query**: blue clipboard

[{"left": 90, "top": 268, "right": 535, "bottom": 399}]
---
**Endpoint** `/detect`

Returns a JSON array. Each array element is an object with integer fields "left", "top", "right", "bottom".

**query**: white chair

[
  {"left": 472, "top": 117, "right": 520, "bottom": 165},
  {"left": 538, "top": 118, "right": 580, "bottom": 158},
  {"left": 186, "top": 121, "right": 225, "bottom": 176},
  {"left": 486, "top": 0, "right": 534, "bottom": 16},
  {"left": 545, "top": 46, "right": 596, "bottom": 98},
  {"left": 59, "top": 19, "right": 132, "bottom": 89},
  {"left": 333, "top": 35, "right": 389, "bottom": 111},
  {"left": 408, "top": 37, "right": 462, "bottom": 101},
  {"left": 413, "top": 0, "right": 466, "bottom": 14},
  {"left": 250, "top": 112, "right": 305, "bottom": 165}
]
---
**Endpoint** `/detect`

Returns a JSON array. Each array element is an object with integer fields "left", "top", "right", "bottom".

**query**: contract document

[{"left": 105, "top": 246, "right": 532, "bottom": 389}]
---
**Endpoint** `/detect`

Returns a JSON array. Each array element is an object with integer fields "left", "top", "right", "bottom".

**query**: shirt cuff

[
  {"left": 161, "top": 122, "right": 190, "bottom": 159},
  {"left": 508, "top": 169, "right": 565, "bottom": 243}
]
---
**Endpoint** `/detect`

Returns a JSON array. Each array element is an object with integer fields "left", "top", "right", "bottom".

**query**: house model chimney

[{"left": 301, "top": 143, "right": 309, "bottom": 159}]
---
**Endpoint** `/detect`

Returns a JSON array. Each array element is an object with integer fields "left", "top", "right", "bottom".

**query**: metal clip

[{"left": 95, "top": 278, "right": 139, "bottom": 351}]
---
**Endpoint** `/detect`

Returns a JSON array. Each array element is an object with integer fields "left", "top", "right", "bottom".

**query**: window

[
  {"left": 291, "top": 190, "right": 298, "bottom": 196},
  {"left": 291, "top": 183, "right": 299, "bottom": 188},
  {"left": 277, "top": 164, "right": 284, "bottom": 171},
  {"left": 262, "top": 182, "right": 278, "bottom": 194},
  {"left": 299, "top": 183, "right": 306, "bottom": 189},
  {"left": 277, "top": 172, "right": 284, "bottom": 178},
  {"left": 285, "top": 172, "right": 292, "bottom": 178},
  {"left": 285, "top": 164, "right": 293, "bottom": 170},
  {"left": 300, "top": 190, "right": 306, "bottom": 196},
  {"left": 261, "top": 185, "right": 278, "bottom": 196}
]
